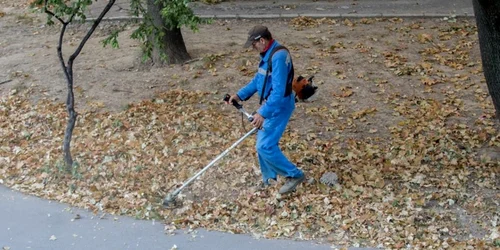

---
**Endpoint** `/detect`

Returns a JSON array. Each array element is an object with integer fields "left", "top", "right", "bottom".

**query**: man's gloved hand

[
  {"left": 226, "top": 94, "right": 241, "bottom": 104},
  {"left": 251, "top": 113, "right": 264, "bottom": 129}
]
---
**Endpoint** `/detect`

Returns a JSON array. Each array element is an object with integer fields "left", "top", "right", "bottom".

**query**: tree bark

[
  {"left": 472, "top": 0, "right": 500, "bottom": 119},
  {"left": 146, "top": 0, "right": 191, "bottom": 65}
]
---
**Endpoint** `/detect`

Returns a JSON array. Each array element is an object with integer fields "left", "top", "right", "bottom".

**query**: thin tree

[
  {"left": 472, "top": 0, "right": 500, "bottom": 119},
  {"left": 31, "top": 0, "right": 116, "bottom": 170}
]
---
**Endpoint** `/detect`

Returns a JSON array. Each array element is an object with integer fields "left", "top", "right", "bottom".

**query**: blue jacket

[{"left": 237, "top": 41, "right": 295, "bottom": 118}]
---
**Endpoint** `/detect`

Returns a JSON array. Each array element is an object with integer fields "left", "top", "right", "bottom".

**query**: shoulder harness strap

[{"left": 259, "top": 45, "right": 294, "bottom": 105}]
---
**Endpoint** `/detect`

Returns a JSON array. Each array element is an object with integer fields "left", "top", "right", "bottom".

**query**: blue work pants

[{"left": 256, "top": 105, "right": 304, "bottom": 184}]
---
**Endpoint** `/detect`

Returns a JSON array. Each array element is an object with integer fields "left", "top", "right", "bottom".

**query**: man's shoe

[
  {"left": 279, "top": 175, "right": 305, "bottom": 194},
  {"left": 254, "top": 181, "right": 270, "bottom": 191},
  {"left": 253, "top": 179, "right": 276, "bottom": 192}
]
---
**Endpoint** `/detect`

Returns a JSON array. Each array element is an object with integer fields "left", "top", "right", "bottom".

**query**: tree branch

[
  {"left": 69, "top": 0, "right": 116, "bottom": 62},
  {"left": 43, "top": 0, "right": 71, "bottom": 88},
  {"left": 57, "top": 24, "right": 70, "bottom": 81},
  {"left": 43, "top": 0, "right": 65, "bottom": 24}
]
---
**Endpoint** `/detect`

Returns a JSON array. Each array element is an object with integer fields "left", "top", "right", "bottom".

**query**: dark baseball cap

[{"left": 243, "top": 25, "right": 271, "bottom": 48}]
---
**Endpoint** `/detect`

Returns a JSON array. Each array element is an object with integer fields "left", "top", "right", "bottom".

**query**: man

[{"left": 227, "top": 25, "right": 305, "bottom": 194}]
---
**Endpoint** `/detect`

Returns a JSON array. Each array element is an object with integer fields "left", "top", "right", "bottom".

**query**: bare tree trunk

[
  {"left": 56, "top": 22, "right": 76, "bottom": 168},
  {"left": 473, "top": 0, "right": 500, "bottom": 120},
  {"left": 146, "top": 0, "right": 191, "bottom": 65},
  {"left": 61, "top": 47, "right": 77, "bottom": 168}
]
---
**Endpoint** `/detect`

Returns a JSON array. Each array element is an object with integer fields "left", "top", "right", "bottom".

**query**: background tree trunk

[
  {"left": 472, "top": 0, "right": 500, "bottom": 120},
  {"left": 146, "top": 0, "right": 191, "bottom": 65}
]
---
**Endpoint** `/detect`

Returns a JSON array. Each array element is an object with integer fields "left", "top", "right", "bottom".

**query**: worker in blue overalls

[{"left": 227, "top": 25, "right": 305, "bottom": 194}]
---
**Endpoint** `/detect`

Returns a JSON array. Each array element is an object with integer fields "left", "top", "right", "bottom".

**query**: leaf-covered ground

[{"left": 0, "top": 2, "right": 499, "bottom": 249}]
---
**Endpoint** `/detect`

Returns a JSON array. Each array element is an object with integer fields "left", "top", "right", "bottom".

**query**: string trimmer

[{"left": 162, "top": 94, "right": 256, "bottom": 207}]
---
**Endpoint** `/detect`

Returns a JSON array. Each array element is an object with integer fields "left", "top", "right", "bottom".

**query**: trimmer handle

[
  {"left": 223, "top": 94, "right": 243, "bottom": 109},
  {"left": 223, "top": 94, "right": 254, "bottom": 122}
]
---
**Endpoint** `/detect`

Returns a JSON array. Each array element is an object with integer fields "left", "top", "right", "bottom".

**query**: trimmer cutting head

[{"left": 162, "top": 193, "right": 177, "bottom": 208}]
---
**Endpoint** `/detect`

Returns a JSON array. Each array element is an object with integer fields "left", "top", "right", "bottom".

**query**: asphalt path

[{"left": 0, "top": 185, "right": 377, "bottom": 250}]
